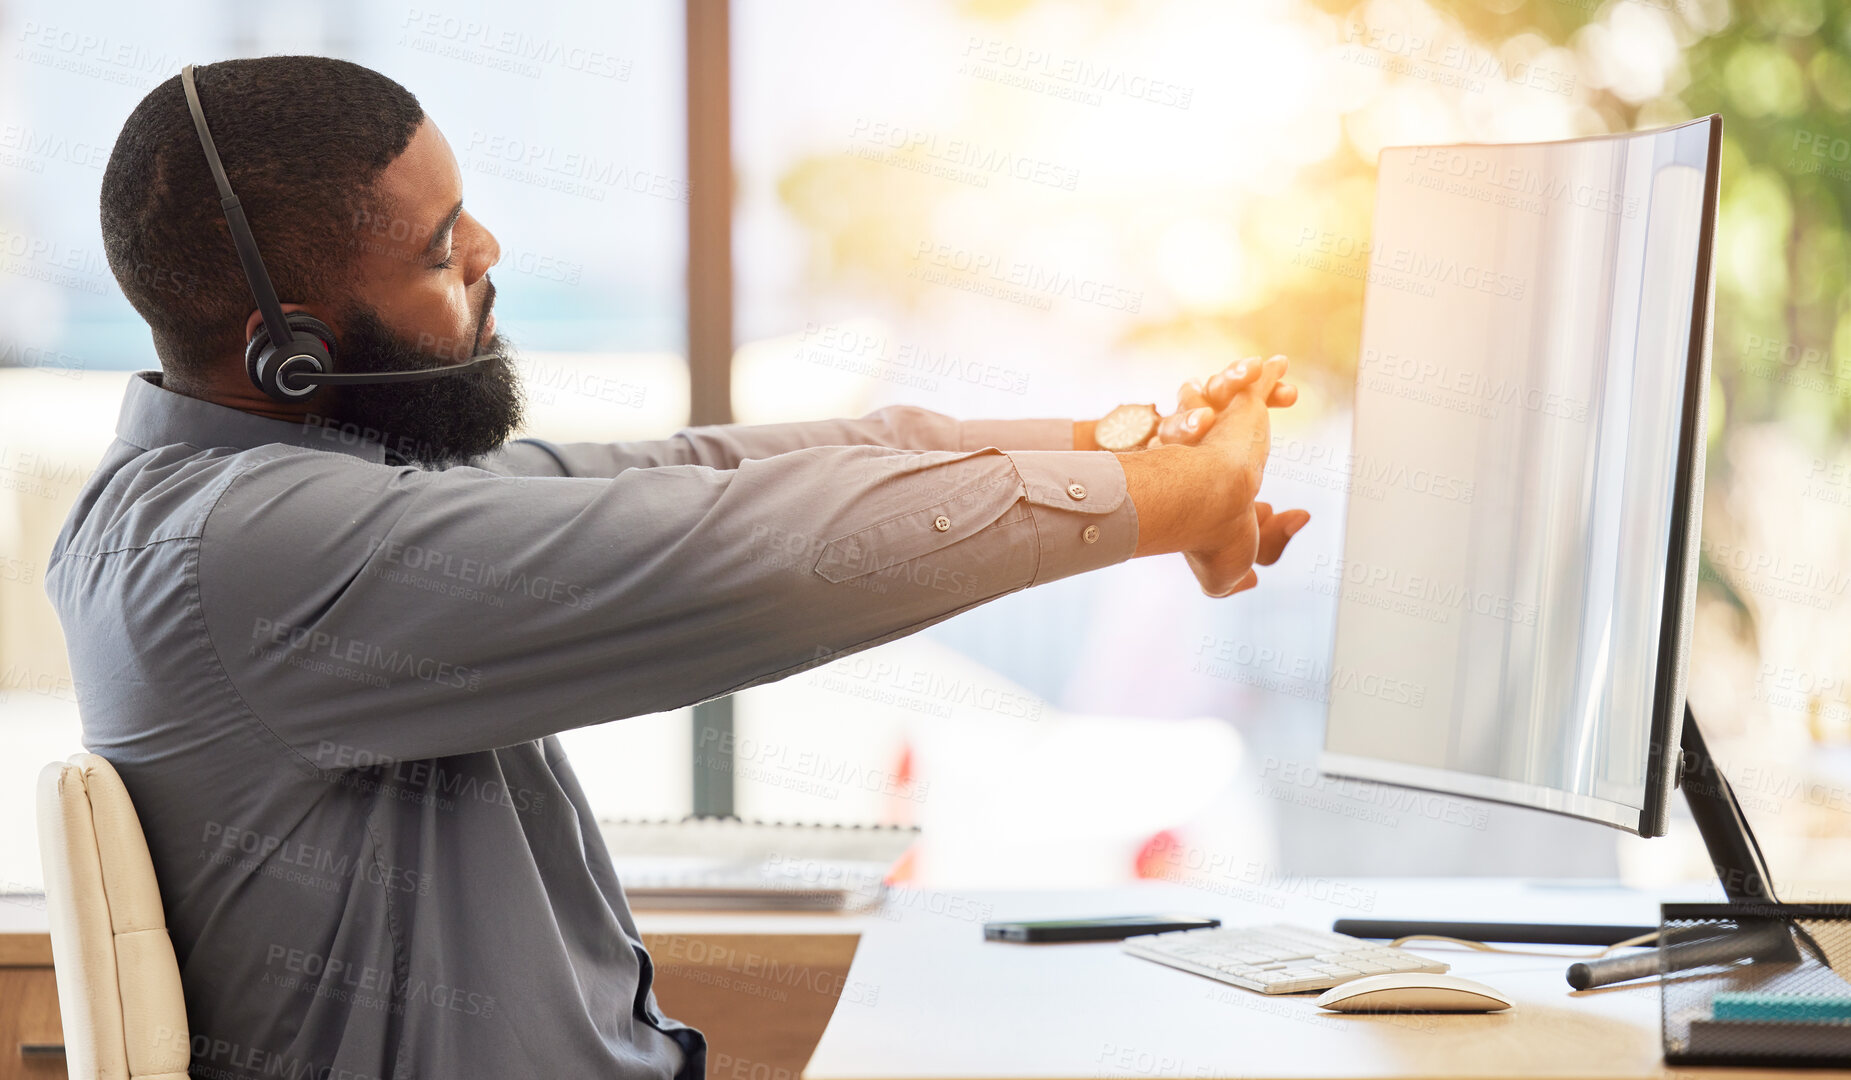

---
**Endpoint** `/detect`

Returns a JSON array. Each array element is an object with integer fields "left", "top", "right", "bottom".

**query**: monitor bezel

[{"left": 1318, "top": 115, "right": 1723, "bottom": 838}]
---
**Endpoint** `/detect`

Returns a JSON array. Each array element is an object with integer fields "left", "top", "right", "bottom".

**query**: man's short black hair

[{"left": 100, "top": 56, "right": 425, "bottom": 382}]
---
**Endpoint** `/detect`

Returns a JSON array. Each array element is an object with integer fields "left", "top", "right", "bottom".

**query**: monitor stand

[{"left": 1332, "top": 703, "right": 1780, "bottom": 946}]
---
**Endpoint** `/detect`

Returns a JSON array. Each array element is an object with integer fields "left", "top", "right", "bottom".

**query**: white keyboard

[{"left": 1122, "top": 923, "right": 1449, "bottom": 994}]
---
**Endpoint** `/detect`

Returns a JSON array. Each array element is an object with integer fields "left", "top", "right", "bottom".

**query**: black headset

[{"left": 179, "top": 63, "right": 499, "bottom": 402}]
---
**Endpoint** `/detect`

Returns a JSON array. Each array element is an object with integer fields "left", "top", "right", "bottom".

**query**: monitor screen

[{"left": 1319, "top": 117, "right": 1720, "bottom": 836}]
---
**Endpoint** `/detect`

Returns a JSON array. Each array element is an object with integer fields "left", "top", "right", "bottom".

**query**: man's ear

[{"left": 243, "top": 304, "right": 339, "bottom": 345}]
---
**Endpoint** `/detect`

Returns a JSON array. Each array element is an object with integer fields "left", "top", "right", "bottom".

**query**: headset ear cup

[
  {"left": 245, "top": 322, "right": 274, "bottom": 387},
  {"left": 246, "top": 314, "right": 339, "bottom": 401},
  {"left": 285, "top": 314, "right": 338, "bottom": 357}
]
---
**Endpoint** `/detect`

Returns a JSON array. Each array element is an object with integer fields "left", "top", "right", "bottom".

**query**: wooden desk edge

[{"left": 0, "top": 933, "right": 53, "bottom": 967}]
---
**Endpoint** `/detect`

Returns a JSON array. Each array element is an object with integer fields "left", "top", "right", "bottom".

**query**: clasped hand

[{"left": 1123, "top": 355, "right": 1311, "bottom": 597}]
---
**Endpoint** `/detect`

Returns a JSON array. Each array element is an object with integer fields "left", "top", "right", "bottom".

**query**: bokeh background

[{"left": 1, "top": 0, "right": 1847, "bottom": 901}]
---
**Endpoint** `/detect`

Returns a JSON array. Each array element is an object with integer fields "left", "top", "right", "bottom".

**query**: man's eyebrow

[{"left": 423, "top": 201, "right": 464, "bottom": 257}]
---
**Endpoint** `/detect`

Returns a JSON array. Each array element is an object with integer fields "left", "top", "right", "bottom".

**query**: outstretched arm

[
  {"left": 485, "top": 407, "right": 1083, "bottom": 477},
  {"left": 484, "top": 361, "right": 1299, "bottom": 477},
  {"left": 200, "top": 361, "right": 1300, "bottom": 765}
]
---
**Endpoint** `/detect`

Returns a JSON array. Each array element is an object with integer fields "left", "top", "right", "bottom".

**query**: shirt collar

[{"left": 115, "top": 371, "right": 390, "bottom": 464}]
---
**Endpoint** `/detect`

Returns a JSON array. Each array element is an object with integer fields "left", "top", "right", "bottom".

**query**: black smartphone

[{"left": 982, "top": 914, "right": 1220, "bottom": 943}]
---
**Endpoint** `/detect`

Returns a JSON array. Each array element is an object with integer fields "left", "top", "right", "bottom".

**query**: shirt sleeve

[
  {"left": 479, "top": 405, "right": 1075, "bottom": 477},
  {"left": 197, "top": 441, "right": 1135, "bottom": 767}
]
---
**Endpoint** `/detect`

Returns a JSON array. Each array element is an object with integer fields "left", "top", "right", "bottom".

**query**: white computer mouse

[{"left": 1315, "top": 972, "right": 1513, "bottom": 1013}]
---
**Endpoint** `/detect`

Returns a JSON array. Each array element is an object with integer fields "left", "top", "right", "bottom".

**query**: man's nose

[{"left": 469, "top": 227, "right": 502, "bottom": 283}]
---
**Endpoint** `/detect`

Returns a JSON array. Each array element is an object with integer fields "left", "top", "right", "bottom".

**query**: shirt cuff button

[
  {"left": 933, "top": 515, "right": 952, "bottom": 532},
  {"left": 1067, "top": 483, "right": 1087, "bottom": 500},
  {"left": 1082, "top": 524, "right": 1100, "bottom": 544}
]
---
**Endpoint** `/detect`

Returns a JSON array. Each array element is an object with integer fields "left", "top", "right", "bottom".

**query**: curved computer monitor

[{"left": 1318, "top": 116, "right": 1721, "bottom": 837}]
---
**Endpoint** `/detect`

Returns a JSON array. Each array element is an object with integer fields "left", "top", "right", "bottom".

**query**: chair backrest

[{"left": 36, "top": 753, "right": 190, "bottom": 1080}]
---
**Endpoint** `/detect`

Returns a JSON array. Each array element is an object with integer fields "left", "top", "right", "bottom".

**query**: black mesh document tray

[{"left": 1661, "top": 902, "right": 1851, "bottom": 1067}]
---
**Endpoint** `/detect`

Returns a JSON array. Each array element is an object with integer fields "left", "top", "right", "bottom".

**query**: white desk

[
  {"left": 8, "top": 880, "right": 1847, "bottom": 1080},
  {"left": 803, "top": 879, "right": 1846, "bottom": 1080}
]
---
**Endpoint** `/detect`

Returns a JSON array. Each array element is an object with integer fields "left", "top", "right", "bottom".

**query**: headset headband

[{"left": 179, "top": 64, "right": 297, "bottom": 361}]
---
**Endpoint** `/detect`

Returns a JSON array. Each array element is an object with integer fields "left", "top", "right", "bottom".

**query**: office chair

[{"left": 37, "top": 754, "right": 191, "bottom": 1079}]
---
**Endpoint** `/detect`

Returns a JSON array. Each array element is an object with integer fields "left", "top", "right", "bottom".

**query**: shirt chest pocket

[{"left": 812, "top": 475, "right": 1025, "bottom": 583}]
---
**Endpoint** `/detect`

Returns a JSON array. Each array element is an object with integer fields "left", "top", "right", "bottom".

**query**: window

[
  {"left": 5, "top": 0, "right": 1846, "bottom": 899},
  {"left": 0, "top": 0, "right": 692, "bottom": 890}
]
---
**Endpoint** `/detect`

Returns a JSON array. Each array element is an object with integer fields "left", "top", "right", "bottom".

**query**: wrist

[
  {"left": 1073, "top": 419, "right": 1097, "bottom": 452},
  {"left": 1118, "top": 444, "right": 1228, "bottom": 558}
]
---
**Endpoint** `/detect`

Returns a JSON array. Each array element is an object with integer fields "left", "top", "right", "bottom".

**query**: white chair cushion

[{"left": 38, "top": 753, "right": 190, "bottom": 1080}]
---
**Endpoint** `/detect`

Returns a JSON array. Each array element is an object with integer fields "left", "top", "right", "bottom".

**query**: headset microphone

[
  {"left": 264, "top": 352, "right": 502, "bottom": 388},
  {"left": 180, "top": 64, "right": 500, "bottom": 403}
]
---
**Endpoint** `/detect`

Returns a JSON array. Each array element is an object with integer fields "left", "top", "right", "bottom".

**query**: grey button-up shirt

[{"left": 44, "top": 371, "right": 1137, "bottom": 1080}]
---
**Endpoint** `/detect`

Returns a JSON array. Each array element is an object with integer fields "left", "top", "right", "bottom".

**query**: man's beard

[{"left": 320, "top": 303, "right": 525, "bottom": 469}]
